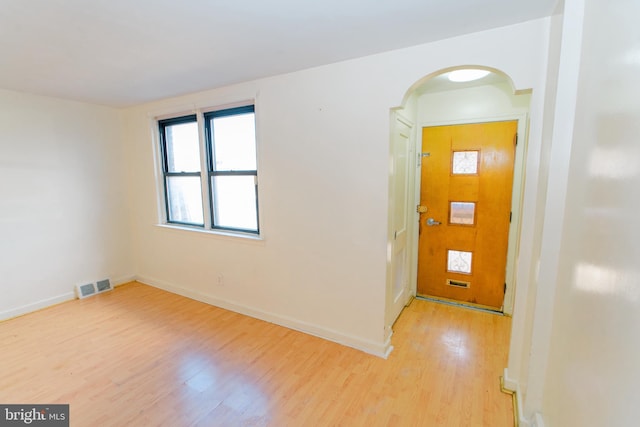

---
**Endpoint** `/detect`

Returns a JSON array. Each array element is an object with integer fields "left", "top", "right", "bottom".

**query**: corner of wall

[
  {"left": 0, "top": 274, "right": 136, "bottom": 322},
  {"left": 136, "top": 275, "right": 392, "bottom": 358},
  {"left": 503, "top": 368, "right": 530, "bottom": 427}
]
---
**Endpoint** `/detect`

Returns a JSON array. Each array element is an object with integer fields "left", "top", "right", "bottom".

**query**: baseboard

[
  {"left": 531, "top": 413, "right": 545, "bottom": 427},
  {"left": 0, "top": 274, "right": 137, "bottom": 322},
  {"left": 503, "top": 368, "right": 529, "bottom": 427},
  {"left": 136, "top": 275, "right": 392, "bottom": 358},
  {"left": 112, "top": 275, "right": 137, "bottom": 287},
  {"left": 501, "top": 369, "right": 547, "bottom": 426},
  {"left": 502, "top": 367, "right": 519, "bottom": 392},
  {"left": 382, "top": 325, "right": 394, "bottom": 359},
  {"left": 0, "top": 292, "right": 75, "bottom": 321}
]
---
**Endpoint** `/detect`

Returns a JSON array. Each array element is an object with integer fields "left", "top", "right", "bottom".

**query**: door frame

[
  {"left": 409, "top": 113, "right": 529, "bottom": 314},
  {"left": 385, "top": 109, "right": 417, "bottom": 331}
]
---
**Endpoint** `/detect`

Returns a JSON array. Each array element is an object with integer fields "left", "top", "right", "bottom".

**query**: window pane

[
  {"left": 452, "top": 151, "right": 479, "bottom": 174},
  {"left": 450, "top": 202, "right": 476, "bottom": 225},
  {"left": 212, "top": 175, "right": 258, "bottom": 231},
  {"left": 447, "top": 250, "right": 472, "bottom": 274},
  {"left": 211, "top": 113, "right": 256, "bottom": 171},
  {"left": 166, "top": 176, "right": 204, "bottom": 225},
  {"left": 165, "top": 121, "right": 200, "bottom": 172}
]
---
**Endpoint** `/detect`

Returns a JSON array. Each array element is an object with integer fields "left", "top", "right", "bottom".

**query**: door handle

[{"left": 426, "top": 218, "right": 441, "bottom": 226}]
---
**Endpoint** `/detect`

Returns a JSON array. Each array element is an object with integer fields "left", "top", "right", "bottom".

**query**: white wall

[
  {"left": 539, "top": 0, "right": 640, "bottom": 425},
  {"left": 504, "top": 10, "right": 566, "bottom": 422},
  {"left": 416, "top": 82, "right": 531, "bottom": 122},
  {"left": 0, "top": 89, "right": 134, "bottom": 319},
  {"left": 124, "top": 18, "right": 551, "bottom": 355}
]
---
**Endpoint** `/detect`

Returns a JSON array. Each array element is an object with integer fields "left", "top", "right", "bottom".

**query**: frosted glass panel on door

[
  {"left": 447, "top": 250, "right": 472, "bottom": 274},
  {"left": 452, "top": 151, "right": 479, "bottom": 174},
  {"left": 450, "top": 202, "right": 476, "bottom": 225}
]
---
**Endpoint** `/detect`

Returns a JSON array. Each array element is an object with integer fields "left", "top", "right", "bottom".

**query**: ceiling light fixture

[{"left": 447, "top": 69, "right": 491, "bottom": 82}]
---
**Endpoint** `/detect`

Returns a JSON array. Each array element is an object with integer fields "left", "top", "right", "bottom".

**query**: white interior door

[{"left": 387, "top": 111, "right": 414, "bottom": 325}]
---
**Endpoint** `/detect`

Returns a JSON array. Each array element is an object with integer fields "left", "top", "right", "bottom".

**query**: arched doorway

[{"left": 386, "top": 66, "right": 531, "bottom": 326}]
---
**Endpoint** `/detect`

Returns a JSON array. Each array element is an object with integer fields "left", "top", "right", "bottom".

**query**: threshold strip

[{"left": 415, "top": 295, "right": 504, "bottom": 316}]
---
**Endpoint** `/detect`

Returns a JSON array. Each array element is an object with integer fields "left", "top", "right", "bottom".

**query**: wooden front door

[{"left": 417, "top": 121, "right": 517, "bottom": 310}]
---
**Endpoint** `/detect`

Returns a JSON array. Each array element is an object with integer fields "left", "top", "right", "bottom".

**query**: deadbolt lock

[{"left": 416, "top": 205, "right": 428, "bottom": 213}]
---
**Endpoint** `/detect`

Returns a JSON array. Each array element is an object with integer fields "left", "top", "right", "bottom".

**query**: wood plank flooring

[{"left": 0, "top": 282, "right": 513, "bottom": 426}]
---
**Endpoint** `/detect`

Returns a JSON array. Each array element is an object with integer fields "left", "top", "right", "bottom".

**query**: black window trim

[
  {"left": 158, "top": 114, "right": 204, "bottom": 228},
  {"left": 204, "top": 105, "right": 260, "bottom": 234}
]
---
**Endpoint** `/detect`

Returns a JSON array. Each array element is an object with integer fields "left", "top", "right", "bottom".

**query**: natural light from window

[
  {"left": 159, "top": 106, "right": 259, "bottom": 234},
  {"left": 209, "top": 111, "right": 258, "bottom": 231},
  {"left": 165, "top": 122, "right": 204, "bottom": 225}
]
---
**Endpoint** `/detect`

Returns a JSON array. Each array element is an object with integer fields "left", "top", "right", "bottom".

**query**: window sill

[{"left": 154, "top": 223, "right": 264, "bottom": 244}]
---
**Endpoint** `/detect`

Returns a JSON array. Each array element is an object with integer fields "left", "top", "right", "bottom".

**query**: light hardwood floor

[{"left": 0, "top": 282, "right": 513, "bottom": 426}]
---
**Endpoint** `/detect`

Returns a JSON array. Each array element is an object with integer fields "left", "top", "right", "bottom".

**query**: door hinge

[
  {"left": 504, "top": 283, "right": 507, "bottom": 294},
  {"left": 510, "top": 211, "right": 512, "bottom": 223},
  {"left": 514, "top": 132, "right": 518, "bottom": 146}
]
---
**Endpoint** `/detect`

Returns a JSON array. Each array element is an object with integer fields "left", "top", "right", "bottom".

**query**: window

[
  {"left": 205, "top": 106, "right": 258, "bottom": 232},
  {"left": 158, "top": 105, "right": 259, "bottom": 235},
  {"left": 159, "top": 115, "right": 204, "bottom": 226}
]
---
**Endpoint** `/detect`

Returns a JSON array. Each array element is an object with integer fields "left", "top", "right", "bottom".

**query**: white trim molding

[
  {"left": 503, "top": 368, "right": 546, "bottom": 427},
  {"left": 0, "top": 292, "right": 75, "bottom": 322},
  {"left": 137, "top": 275, "right": 392, "bottom": 358},
  {"left": 503, "top": 368, "right": 530, "bottom": 427},
  {"left": 0, "top": 275, "right": 136, "bottom": 321}
]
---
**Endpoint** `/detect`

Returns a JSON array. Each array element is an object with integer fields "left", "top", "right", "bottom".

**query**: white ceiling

[{"left": 0, "top": 0, "right": 557, "bottom": 107}]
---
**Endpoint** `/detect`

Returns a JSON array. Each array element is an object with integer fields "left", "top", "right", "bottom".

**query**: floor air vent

[{"left": 76, "top": 279, "right": 113, "bottom": 299}]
